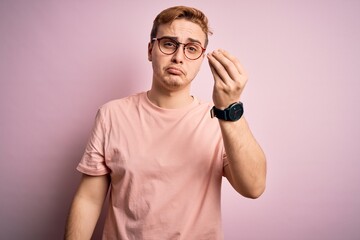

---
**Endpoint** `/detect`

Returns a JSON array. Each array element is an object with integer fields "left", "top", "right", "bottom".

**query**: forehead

[{"left": 157, "top": 19, "right": 206, "bottom": 45}]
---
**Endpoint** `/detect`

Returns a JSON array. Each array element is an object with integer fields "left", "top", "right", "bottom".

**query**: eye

[
  {"left": 162, "top": 39, "right": 177, "bottom": 49},
  {"left": 186, "top": 44, "right": 201, "bottom": 53}
]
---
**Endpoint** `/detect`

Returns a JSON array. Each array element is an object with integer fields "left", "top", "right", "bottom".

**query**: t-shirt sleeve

[{"left": 76, "top": 109, "right": 110, "bottom": 176}]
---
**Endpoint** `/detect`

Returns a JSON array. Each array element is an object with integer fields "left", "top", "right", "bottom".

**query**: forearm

[
  {"left": 65, "top": 174, "right": 110, "bottom": 240},
  {"left": 65, "top": 195, "right": 103, "bottom": 239},
  {"left": 220, "top": 117, "right": 266, "bottom": 198}
]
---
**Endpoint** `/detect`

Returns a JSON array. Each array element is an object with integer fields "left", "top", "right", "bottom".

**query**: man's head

[
  {"left": 148, "top": 6, "right": 212, "bottom": 93},
  {"left": 150, "top": 6, "right": 212, "bottom": 48}
]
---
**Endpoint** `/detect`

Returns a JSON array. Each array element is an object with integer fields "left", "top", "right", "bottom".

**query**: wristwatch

[{"left": 210, "top": 102, "right": 244, "bottom": 121}]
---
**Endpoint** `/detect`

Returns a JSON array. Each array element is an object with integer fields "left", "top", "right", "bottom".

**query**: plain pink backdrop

[{"left": 1, "top": 0, "right": 359, "bottom": 239}]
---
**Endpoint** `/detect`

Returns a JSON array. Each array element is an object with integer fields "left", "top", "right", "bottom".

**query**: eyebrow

[{"left": 161, "top": 36, "right": 203, "bottom": 45}]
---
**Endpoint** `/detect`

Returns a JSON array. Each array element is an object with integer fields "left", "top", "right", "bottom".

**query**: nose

[{"left": 171, "top": 45, "right": 185, "bottom": 64}]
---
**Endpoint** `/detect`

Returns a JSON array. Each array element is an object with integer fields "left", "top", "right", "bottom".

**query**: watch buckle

[{"left": 210, "top": 108, "right": 215, "bottom": 118}]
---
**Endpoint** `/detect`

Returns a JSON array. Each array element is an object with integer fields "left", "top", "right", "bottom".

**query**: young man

[{"left": 65, "top": 6, "right": 266, "bottom": 240}]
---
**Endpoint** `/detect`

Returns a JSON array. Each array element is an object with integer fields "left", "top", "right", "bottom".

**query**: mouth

[{"left": 166, "top": 66, "right": 184, "bottom": 75}]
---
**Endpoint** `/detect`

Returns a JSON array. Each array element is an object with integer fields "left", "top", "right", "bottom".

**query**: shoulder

[
  {"left": 91, "top": 92, "right": 146, "bottom": 124},
  {"left": 98, "top": 92, "right": 145, "bottom": 112},
  {"left": 186, "top": 97, "right": 219, "bottom": 126},
  {"left": 193, "top": 96, "right": 214, "bottom": 113},
  {"left": 102, "top": 92, "right": 144, "bottom": 108}
]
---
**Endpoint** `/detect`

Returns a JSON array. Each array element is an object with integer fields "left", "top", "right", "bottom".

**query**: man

[{"left": 65, "top": 5, "right": 266, "bottom": 240}]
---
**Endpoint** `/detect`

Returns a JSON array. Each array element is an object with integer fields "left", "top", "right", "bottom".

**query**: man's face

[{"left": 148, "top": 19, "right": 207, "bottom": 92}]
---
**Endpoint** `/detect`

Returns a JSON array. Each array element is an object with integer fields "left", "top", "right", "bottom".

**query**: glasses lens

[
  {"left": 158, "top": 38, "right": 178, "bottom": 54},
  {"left": 184, "top": 43, "right": 203, "bottom": 60}
]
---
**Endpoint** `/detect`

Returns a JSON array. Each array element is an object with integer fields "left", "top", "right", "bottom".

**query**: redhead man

[{"left": 65, "top": 5, "right": 266, "bottom": 240}]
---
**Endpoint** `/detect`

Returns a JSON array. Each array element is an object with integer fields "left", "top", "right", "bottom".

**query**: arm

[
  {"left": 221, "top": 117, "right": 266, "bottom": 198},
  {"left": 207, "top": 49, "right": 267, "bottom": 199},
  {"left": 65, "top": 174, "right": 110, "bottom": 240}
]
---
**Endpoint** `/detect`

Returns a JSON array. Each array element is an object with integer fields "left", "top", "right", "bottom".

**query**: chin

[
  {"left": 155, "top": 74, "right": 191, "bottom": 91},
  {"left": 164, "top": 76, "right": 184, "bottom": 87},
  {"left": 163, "top": 82, "right": 183, "bottom": 91}
]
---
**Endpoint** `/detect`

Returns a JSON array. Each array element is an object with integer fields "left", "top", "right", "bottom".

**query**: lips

[{"left": 166, "top": 66, "right": 184, "bottom": 75}]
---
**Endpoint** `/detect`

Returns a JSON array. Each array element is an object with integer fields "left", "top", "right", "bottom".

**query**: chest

[{"left": 103, "top": 109, "right": 224, "bottom": 180}]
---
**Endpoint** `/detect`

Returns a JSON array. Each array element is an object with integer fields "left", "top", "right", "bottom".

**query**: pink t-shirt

[{"left": 77, "top": 92, "right": 228, "bottom": 240}]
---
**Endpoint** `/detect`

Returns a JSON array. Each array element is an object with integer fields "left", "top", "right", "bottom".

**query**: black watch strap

[
  {"left": 211, "top": 107, "right": 228, "bottom": 120},
  {"left": 210, "top": 102, "right": 244, "bottom": 121}
]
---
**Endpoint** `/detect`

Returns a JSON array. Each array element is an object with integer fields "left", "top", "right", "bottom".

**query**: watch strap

[
  {"left": 211, "top": 107, "right": 228, "bottom": 120},
  {"left": 210, "top": 102, "right": 243, "bottom": 121}
]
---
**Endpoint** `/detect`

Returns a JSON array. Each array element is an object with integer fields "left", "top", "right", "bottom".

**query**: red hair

[{"left": 150, "top": 6, "right": 212, "bottom": 47}]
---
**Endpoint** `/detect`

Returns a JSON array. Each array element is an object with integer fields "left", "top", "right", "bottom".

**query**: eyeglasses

[{"left": 152, "top": 37, "right": 206, "bottom": 60}]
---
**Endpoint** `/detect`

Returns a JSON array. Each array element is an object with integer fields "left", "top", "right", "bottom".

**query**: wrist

[{"left": 210, "top": 102, "right": 244, "bottom": 121}]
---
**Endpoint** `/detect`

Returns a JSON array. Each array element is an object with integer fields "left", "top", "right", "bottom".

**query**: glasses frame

[{"left": 152, "top": 37, "right": 206, "bottom": 60}]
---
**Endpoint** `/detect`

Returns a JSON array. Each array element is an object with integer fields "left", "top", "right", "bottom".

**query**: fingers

[
  {"left": 208, "top": 59, "right": 227, "bottom": 89},
  {"left": 207, "top": 49, "right": 247, "bottom": 84},
  {"left": 208, "top": 49, "right": 248, "bottom": 108},
  {"left": 219, "top": 50, "right": 247, "bottom": 77},
  {"left": 207, "top": 50, "right": 232, "bottom": 84}
]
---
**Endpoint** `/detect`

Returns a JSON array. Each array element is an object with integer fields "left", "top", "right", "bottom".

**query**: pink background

[{"left": 1, "top": 0, "right": 359, "bottom": 239}]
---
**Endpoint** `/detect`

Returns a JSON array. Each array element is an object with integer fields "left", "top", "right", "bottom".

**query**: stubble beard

[{"left": 163, "top": 74, "right": 194, "bottom": 92}]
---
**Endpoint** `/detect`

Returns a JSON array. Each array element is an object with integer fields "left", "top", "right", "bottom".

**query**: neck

[{"left": 147, "top": 88, "right": 194, "bottom": 109}]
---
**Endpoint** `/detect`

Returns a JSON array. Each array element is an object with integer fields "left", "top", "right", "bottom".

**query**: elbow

[
  {"left": 236, "top": 182, "right": 266, "bottom": 199},
  {"left": 243, "top": 185, "right": 266, "bottom": 199}
]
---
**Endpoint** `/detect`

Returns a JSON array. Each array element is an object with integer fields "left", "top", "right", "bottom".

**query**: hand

[{"left": 207, "top": 49, "right": 248, "bottom": 109}]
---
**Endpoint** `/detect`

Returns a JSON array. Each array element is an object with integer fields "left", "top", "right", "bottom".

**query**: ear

[{"left": 148, "top": 42, "right": 153, "bottom": 62}]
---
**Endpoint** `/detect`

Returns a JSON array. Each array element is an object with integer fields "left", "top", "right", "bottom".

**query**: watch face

[{"left": 228, "top": 102, "right": 244, "bottom": 121}]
